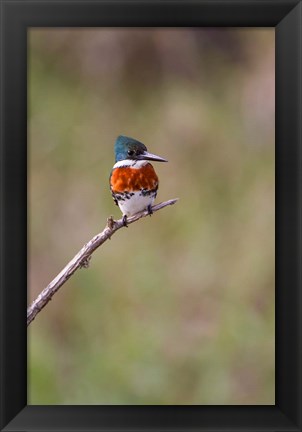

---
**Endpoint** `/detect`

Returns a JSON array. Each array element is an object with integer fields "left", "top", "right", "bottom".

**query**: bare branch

[{"left": 27, "top": 198, "right": 178, "bottom": 326}]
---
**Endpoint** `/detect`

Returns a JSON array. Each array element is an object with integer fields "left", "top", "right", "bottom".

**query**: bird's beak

[{"left": 137, "top": 151, "right": 168, "bottom": 162}]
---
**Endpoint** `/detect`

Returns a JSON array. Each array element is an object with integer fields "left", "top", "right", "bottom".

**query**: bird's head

[{"left": 114, "top": 135, "right": 168, "bottom": 163}]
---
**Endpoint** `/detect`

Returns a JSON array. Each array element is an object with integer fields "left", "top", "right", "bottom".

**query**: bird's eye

[{"left": 127, "top": 150, "right": 135, "bottom": 156}]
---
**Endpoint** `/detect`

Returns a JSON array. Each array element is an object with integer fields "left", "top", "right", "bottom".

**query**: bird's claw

[
  {"left": 122, "top": 215, "right": 128, "bottom": 227},
  {"left": 147, "top": 204, "right": 153, "bottom": 216}
]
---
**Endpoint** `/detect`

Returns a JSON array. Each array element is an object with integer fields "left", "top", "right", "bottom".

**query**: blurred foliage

[{"left": 28, "top": 28, "right": 275, "bottom": 405}]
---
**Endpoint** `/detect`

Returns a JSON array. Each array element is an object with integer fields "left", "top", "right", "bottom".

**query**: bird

[{"left": 109, "top": 135, "right": 168, "bottom": 226}]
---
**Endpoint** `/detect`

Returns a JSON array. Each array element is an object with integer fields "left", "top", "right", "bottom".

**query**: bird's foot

[
  {"left": 147, "top": 204, "right": 153, "bottom": 216},
  {"left": 122, "top": 215, "right": 128, "bottom": 227}
]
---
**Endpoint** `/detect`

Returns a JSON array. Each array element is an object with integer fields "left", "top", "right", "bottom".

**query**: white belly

[{"left": 118, "top": 190, "right": 156, "bottom": 217}]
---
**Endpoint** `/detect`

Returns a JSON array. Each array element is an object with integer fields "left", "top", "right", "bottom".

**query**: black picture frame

[{"left": 0, "top": 0, "right": 301, "bottom": 431}]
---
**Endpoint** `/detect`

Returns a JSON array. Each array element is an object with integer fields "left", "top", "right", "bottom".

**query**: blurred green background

[{"left": 28, "top": 28, "right": 275, "bottom": 405}]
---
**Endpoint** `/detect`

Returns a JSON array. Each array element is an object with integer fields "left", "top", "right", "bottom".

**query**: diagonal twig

[{"left": 27, "top": 198, "right": 178, "bottom": 326}]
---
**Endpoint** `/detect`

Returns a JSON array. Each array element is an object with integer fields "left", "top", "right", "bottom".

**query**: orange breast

[{"left": 110, "top": 163, "right": 159, "bottom": 193}]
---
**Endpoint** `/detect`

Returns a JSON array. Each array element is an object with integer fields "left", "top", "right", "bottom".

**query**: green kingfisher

[{"left": 109, "top": 135, "right": 168, "bottom": 226}]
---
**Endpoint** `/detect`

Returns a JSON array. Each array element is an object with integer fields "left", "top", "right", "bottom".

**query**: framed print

[
  {"left": 0, "top": 0, "right": 301, "bottom": 431},
  {"left": 27, "top": 27, "right": 276, "bottom": 405}
]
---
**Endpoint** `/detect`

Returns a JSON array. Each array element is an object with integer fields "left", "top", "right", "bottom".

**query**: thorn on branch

[
  {"left": 80, "top": 256, "right": 91, "bottom": 269},
  {"left": 107, "top": 216, "right": 115, "bottom": 230}
]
